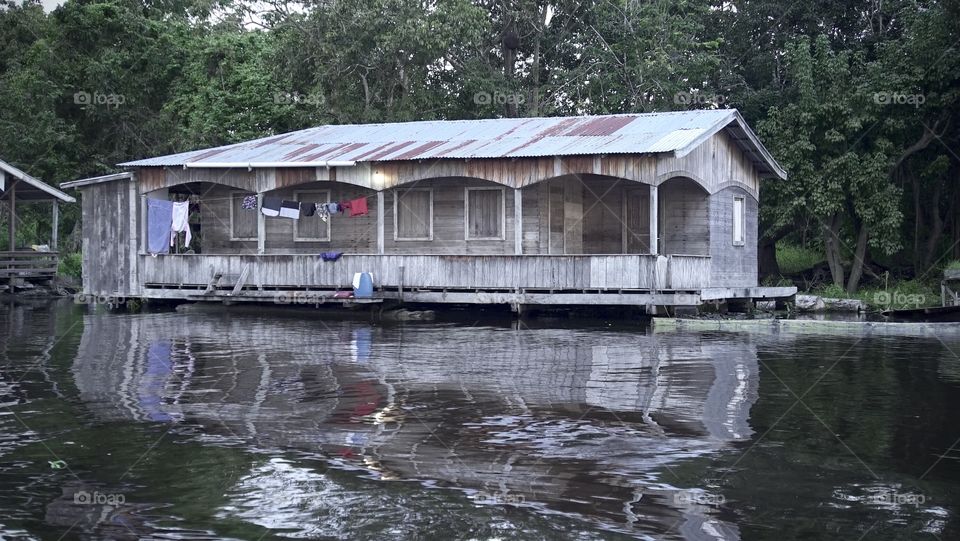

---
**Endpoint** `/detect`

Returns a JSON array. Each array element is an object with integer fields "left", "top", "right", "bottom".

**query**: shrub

[{"left": 58, "top": 252, "right": 82, "bottom": 280}]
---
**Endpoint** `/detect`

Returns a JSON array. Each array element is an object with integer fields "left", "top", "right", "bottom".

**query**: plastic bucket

[{"left": 352, "top": 272, "right": 374, "bottom": 298}]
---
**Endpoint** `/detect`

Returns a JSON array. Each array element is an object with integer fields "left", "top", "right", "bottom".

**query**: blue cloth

[
  {"left": 320, "top": 251, "right": 343, "bottom": 262},
  {"left": 139, "top": 341, "right": 173, "bottom": 422},
  {"left": 147, "top": 198, "right": 174, "bottom": 254}
]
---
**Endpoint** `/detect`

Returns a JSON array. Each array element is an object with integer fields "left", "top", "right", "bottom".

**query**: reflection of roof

[
  {"left": 0, "top": 158, "right": 76, "bottom": 203},
  {"left": 118, "top": 110, "right": 786, "bottom": 179}
]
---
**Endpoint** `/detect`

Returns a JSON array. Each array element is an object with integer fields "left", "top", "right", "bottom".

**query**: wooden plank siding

[{"left": 138, "top": 254, "right": 711, "bottom": 292}]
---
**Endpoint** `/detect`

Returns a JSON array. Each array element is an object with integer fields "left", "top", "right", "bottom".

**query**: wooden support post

[
  {"left": 256, "top": 193, "right": 265, "bottom": 255},
  {"left": 649, "top": 184, "right": 658, "bottom": 255},
  {"left": 51, "top": 201, "right": 59, "bottom": 251},
  {"left": 514, "top": 188, "right": 522, "bottom": 255},
  {"left": 377, "top": 191, "right": 385, "bottom": 254},
  {"left": 140, "top": 194, "right": 147, "bottom": 253},
  {"left": 7, "top": 181, "right": 15, "bottom": 251}
]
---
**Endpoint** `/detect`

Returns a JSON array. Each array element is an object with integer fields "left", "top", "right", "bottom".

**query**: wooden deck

[
  {"left": 138, "top": 253, "right": 712, "bottom": 297},
  {"left": 0, "top": 251, "right": 58, "bottom": 280}
]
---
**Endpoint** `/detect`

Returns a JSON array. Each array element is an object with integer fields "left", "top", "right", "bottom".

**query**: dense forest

[{"left": 1, "top": 0, "right": 958, "bottom": 294}]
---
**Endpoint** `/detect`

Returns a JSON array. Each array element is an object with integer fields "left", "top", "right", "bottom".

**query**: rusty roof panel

[{"left": 120, "top": 110, "right": 787, "bottom": 176}]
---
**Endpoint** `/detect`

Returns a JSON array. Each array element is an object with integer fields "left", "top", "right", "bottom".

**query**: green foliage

[
  {"left": 811, "top": 279, "right": 940, "bottom": 310},
  {"left": 946, "top": 261, "right": 960, "bottom": 271},
  {"left": 776, "top": 243, "right": 823, "bottom": 274},
  {"left": 57, "top": 252, "right": 82, "bottom": 279}
]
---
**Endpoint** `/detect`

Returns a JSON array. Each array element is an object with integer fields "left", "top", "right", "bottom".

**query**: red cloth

[{"left": 348, "top": 197, "right": 368, "bottom": 216}]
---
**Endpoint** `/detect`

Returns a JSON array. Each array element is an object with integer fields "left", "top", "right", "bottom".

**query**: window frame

[
  {"left": 293, "top": 189, "right": 331, "bottom": 242},
  {"left": 463, "top": 186, "right": 506, "bottom": 241},
  {"left": 393, "top": 188, "right": 433, "bottom": 241},
  {"left": 229, "top": 191, "right": 259, "bottom": 241},
  {"left": 732, "top": 195, "right": 746, "bottom": 247}
]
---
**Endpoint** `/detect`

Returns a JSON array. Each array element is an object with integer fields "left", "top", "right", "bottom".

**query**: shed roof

[
  {"left": 119, "top": 110, "right": 786, "bottom": 179},
  {"left": 0, "top": 159, "right": 76, "bottom": 203}
]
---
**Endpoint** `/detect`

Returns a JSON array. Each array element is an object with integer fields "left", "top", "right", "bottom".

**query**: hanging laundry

[
  {"left": 317, "top": 205, "right": 330, "bottom": 222},
  {"left": 347, "top": 197, "right": 368, "bottom": 217},
  {"left": 261, "top": 196, "right": 282, "bottom": 217},
  {"left": 302, "top": 202, "right": 316, "bottom": 217},
  {"left": 241, "top": 195, "right": 257, "bottom": 210},
  {"left": 279, "top": 200, "right": 301, "bottom": 219},
  {"left": 146, "top": 198, "right": 173, "bottom": 254},
  {"left": 340, "top": 201, "right": 351, "bottom": 214},
  {"left": 320, "top": 251, "right": 343, "bottom": 262},
  {"left": 327, "top": 202, "right": 341, "bottom": 214},
  {"left": 170, "top": 201, "right": 192, "bottom": 248}
]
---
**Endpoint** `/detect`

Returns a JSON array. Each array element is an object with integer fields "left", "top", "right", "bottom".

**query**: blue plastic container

[{"left": 353, "top": 272, "right": 374, "bottom": 298}]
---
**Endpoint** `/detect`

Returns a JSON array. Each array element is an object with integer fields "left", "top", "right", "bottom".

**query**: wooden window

[
  {"left": 732, "top": 196, "right": 745, "bottom": 246},
  {"left": 465, "top": 187, "right": 505, "bottom": 240},
  {"left": 294, "top": 190, "right": 330, "bottom": 241},
  {"left": 394, "top": 189, "right": 432, "bottom": 241},
  {"left": 230, "top": 192, "right": 258, "bottom": 240}
]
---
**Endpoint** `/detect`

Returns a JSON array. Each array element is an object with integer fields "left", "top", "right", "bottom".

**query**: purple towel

[{"left": 147, "top": 198, "right": 173, "bottom": 254}]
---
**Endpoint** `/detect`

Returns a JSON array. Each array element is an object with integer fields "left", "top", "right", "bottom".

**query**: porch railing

[
  {"left": 138, "top": 254, "right": 711, "bottom": 292},
  {"left": 0, "top": 251, "right": 59, "bottom": 279}
]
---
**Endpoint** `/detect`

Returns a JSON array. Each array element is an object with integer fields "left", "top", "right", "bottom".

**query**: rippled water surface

[{"left": 0, "top": 301, "right": 958, "bottom": 540}]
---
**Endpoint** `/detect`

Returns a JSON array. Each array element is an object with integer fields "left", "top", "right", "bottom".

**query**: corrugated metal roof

[
  {"left": 0, "top": 158, "right": 76, "bottom": 203},
  {"left": 118, "top": 110, "right": 785, "bottom": 179}
]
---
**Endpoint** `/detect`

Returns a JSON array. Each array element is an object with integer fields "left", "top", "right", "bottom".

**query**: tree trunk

[
  {"left": 846, "top": 223, "right": 869, "bottom": 294},
  {"left": 823, "top": 216, "right": 844, "bottom": 287},
  {"left": 758, "top": 237, "right": 780, "bottom": 278}
]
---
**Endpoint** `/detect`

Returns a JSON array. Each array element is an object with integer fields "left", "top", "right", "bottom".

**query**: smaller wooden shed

[{"left": 0, "top": 158, "right": 76, "bottom": 283}]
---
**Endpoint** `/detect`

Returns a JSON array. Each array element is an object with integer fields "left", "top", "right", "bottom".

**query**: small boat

[{"left": 881, "top": 305, "right": 960, "bottom": 323}]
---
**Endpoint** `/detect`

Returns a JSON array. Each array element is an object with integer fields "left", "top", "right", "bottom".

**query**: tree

[{"left": 760, "top": 35, "right": 900, "bottom": 292}]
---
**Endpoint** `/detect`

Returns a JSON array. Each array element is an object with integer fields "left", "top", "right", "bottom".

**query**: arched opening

[
  {"left": 383, "top": 177, "right": 515, "bottom": 255},
  {"left": 532, "top": 174, "right": 653, "bottom": 255},
  {"left": 658, "top": 176, "right": 710, "bottom": 256}
]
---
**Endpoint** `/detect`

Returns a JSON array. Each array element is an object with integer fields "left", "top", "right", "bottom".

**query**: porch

[{"left": 138, "top": 253, "right": 716, "bottom": 305}]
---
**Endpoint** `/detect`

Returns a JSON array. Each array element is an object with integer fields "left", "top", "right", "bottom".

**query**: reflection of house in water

[{"left": 71, "top": 313, "right": 760, "bottom": 540}]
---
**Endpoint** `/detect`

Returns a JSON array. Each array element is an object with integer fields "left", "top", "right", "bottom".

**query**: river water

[{"left": 0, "top": 301, "right": 957, "bottom": 540}]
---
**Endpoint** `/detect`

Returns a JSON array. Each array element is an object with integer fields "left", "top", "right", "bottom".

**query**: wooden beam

[
  {"left": 377, "top": 191, "right": 385, "bottom": 254},
  {"left": 514, "top": 188, "right": 522, "bottom": 255},
  {"left": 257, "top": 193, "right": 265, "bottom": 255},
  {"left": 51, "top": 201, "right": 59, "bottom": 251},
  {"left": 649, "top": 184, "right": 658, "bottom": 255},
  {"left": 7, "top": 181, "right": 15, "bottom": 251}
]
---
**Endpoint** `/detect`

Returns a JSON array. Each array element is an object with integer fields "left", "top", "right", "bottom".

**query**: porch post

[
  {"left": 140, "top": 194, "right": 147, "bottom": 252},
  {"left": 649, "top": 184, "right": 658, "bottom": 255},
  {"left": 257, "top": 193, "right": 265, "bottom": 255},
  {"left": 51, "top": 201, "right": 59, "bottom": 251},
  {"left": 514, "top": 188, "right": 522, "bottom": 255},
  {"left": 7, "top": 181, "right": 15, "bottom": 251},
  {"left": 377, "top": 191, "right": 385, "bottom": 254}
]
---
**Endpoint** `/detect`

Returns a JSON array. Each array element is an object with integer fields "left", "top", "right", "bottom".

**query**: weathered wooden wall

[
  {"left": 709, "top": 186, "right": 758, "bottom": 287},
  {"left": 381, "top": 178, "right": 517, "bottom": 255},
  {"left": 139, "top": 253, "right": 711, "bottom": 291},
  {"left": 80, "top": 179, "right": 139, "bottom": 296},
  {"left": 658, "top": 177, "right": 710, "bottom": 256}
]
